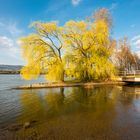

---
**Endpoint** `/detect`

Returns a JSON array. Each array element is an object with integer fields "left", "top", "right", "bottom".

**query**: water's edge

[{"left": 15, "top": 81, "right": 126, "bottom": 89}]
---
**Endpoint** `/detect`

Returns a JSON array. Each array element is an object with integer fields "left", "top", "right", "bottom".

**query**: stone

[{"left": 23, "top": 122, "right": 30, "bottom": 129}]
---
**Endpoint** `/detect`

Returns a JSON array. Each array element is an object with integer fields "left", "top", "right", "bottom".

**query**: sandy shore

[{"left": 14, "top": 81, "right": 126, "bottom": 89}]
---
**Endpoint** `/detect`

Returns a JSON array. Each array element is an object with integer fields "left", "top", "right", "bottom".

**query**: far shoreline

[{"left": 0, "top": 71, "right": 20, "bottom": 74}]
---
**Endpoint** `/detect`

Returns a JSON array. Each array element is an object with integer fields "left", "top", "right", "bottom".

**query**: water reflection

[
  {"left": 1, "top": 86, "right": 140, "bottom": 140},
  {"left": 19, "top": 87, "right": 116, "bottom": 122}
]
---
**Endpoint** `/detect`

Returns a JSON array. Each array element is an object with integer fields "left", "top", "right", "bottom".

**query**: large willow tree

[
  {"left": 20, "top": 8, "right": 116, "bottom": 82},
  {"left": 63, "top": 8, "right": 116, "bottom": 81}
]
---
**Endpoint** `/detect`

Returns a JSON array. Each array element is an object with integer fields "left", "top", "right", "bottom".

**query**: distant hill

[
  {"left": 0, "top": 65, "right": 23, "bottom": 74},
  {"left": 0, "top": 65, "right": 23, "bottom": 71}
]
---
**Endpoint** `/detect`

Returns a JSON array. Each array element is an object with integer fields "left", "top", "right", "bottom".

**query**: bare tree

[{"left": 115, "top": 37, "right": 140, "bottom": 72}]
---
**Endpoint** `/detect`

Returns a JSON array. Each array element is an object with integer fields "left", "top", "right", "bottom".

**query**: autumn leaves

[{"left": 20, "top": 8, "right": 116, "bottom": 82}]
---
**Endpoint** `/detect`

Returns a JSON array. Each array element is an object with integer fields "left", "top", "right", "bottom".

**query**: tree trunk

[{"left": 60, "top": 69, "right": 64, "bottom": 82}]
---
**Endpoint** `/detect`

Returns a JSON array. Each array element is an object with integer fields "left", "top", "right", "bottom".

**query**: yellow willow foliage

[
  {"left": 93, "top": 56, "right": 116, "bottom": 80},
  {"left": 31, "top": 22, "right": 58, "bottom": 35},
  {"left": 20, "top": 34, "right": 48, "bottom": 62},
  {"left": 63, "top": 19, "right": 116, "bottom": 81},
  {"left": 94, "top": 20, "right": 109, "bottom": 45},
  {"left": 45, "top": 61, "right": 64, "bottom": 81},
  {"left": 20, "top": 10, "right": 116, "bottom": 82},
  {"left": 65, "top": 20, "right": 87, "bottom": 32},
  {"left": 20, "top": 64, "right": 41, "bottom": 80},
  {"left": 20, "top": 34, "right": 49, "bottom": 80},
  {"left": 82, "top": 31, "right": 95, "bottom": 50},
  {"left": 20, "top": 21, "right": 65, "bottom": 81}
]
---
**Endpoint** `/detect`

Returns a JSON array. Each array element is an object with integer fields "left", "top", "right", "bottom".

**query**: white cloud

[
  {"left": 133, "top": 39, "right": 140, "bottom": 47},
  {"left": 71, "top": 0, "right": 81, "bottom": 6},
  {"left": 131, "top": 35, "right": 140, "bottom": 41},
  {"left": 0, "top": 36, "right": 14, "bottom": 49},
  {"left": 136, "top": 51, "right": 140, "bottom": 57},
  {"left": 0, "top": 20, "right": 24, "bottom": 64},
  {"left": 0, "top": 20, "right": 23, "bottom": 37},
  {"left": 7, "top": 22, "right": 22, "bottom": 36},
  {"left": 131, "top": 35, "right": 140, "bottom": 48},
  {"left": 0, "top": 36, "right": 20, "bottom": 58},
  {"left": 130, "top": 35, "right": 140, "bottom": 58}
]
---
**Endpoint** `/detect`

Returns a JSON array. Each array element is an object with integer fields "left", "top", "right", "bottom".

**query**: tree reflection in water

[{"left": 2, "top": 86, "right": 140, "bottom": 140}]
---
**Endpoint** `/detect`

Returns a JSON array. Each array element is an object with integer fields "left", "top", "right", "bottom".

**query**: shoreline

[{"left": 14, "top": 81, "right": 126, "bottom": 89}]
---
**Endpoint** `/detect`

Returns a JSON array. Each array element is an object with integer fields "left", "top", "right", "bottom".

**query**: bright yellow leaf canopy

[{"left": 20, "top": 9, "right": 116, "bottom": 82}]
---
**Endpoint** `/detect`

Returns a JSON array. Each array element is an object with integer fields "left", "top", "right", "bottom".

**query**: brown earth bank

[{"left": 14, "top": 81, "right": 126, "bottom": 89}]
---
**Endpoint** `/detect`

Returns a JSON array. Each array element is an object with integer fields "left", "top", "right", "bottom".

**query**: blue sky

[{"left": 0, "top": 0, "right": 140, "bottom": 65}]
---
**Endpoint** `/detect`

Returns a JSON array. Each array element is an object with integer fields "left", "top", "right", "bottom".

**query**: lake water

[{"left": 1, "top": 75, "right": 140, "bottom": 140}]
